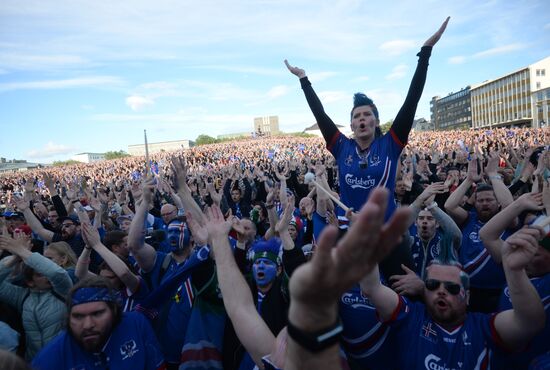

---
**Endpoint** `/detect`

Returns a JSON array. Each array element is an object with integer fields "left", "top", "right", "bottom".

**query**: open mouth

[
  {"left": 359, "top": 123, "right": 366, "bottom": 129},
  {"left": 436, "top": 299, "right": 448, "bottom": 309},
  {"left": 257, "top": 271, "right": 265, "bottom": 279}
]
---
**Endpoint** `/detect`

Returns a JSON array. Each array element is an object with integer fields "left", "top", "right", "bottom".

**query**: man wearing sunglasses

[{"left": 360, "top": 226, "right": 545, "bottom": 370}]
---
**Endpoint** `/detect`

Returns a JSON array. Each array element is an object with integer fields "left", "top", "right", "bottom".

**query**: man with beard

[
  {"left": 359, "top": 226, "right": 545, "bottom": 370},
  {"left": 444, "top": 156, "right": 514, "bottom": 312},
  {"left": 389, "top": 182, "right": 462, "bottom": 297},
  {"left": 32, "top": 276, "right": 164, "bottom": 370}
]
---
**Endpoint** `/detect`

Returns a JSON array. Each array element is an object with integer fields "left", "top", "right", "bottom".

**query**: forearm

[
  {"left": 26, "top": 252, "right": 72, "bottom": 294},
  {"left": 444, "top": 178, "right": 471, "bottom": 210},
  {"left": 299, "top": 77, "right": 340, "bottom": 146},
  {"left": 51, "top": 195, "right": 68, "bottom": 218},
  {"left": 94, "top": 243, "right": 139, "bottom": 292},
  {"left": 22, "top": 208, "right": 54, "bottom": 241},
  {"left": 489, "top": 177, "right": 514, "bottom": 209},
  {"left": 431, "top": 206, "right": 461, "bottom": 241},
  {"left": 279, "top": 230, "right": 295, "bottom": 251},
  {"left": 75, "top": 248, "right": 96, "bottom": 280},
  {"left": 391, "top": 46, "right": 432, "bottom": 144},
  {"left": 360, "top": 267, "right": 399, "bottom": 322}
]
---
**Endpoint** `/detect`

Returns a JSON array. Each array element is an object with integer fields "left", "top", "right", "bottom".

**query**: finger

[
  {"left": 401, "top": 264, "right": 416, "bottom": 275},
  {"left": 312, "top": 225, "right": 339, "bottom": 272},
  {"left": 284, "top": 59, "right": 291, "bottom": 69}
]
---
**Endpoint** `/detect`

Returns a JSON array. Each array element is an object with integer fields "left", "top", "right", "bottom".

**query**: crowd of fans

[{"left": 0, "top": 126, "right": 549, "bottom": 370}]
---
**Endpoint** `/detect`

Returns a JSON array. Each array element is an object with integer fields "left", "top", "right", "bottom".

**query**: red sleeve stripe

[
  {"left": 389, "top": 128, "right": 406, "bottom": 148},
  {"left": 489, "top": 314, "right": 510, "bottom": 352},
  {"left": 326, "top": 131, "right": 341, "bottom": 152}
]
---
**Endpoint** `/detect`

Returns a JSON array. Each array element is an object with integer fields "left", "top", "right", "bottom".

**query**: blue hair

[{"left": 425, "top": 232, "right": 469, "bottom": 290}]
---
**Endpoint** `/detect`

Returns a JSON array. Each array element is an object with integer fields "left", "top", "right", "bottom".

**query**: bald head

[{"left": 160, "top": 204, "right": 178, "bottom": 225}]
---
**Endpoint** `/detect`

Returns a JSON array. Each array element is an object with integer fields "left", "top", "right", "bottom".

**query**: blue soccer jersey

[
  {"left": 492, "top": 274, "right": 550, "bottom": 370},
  {"left": 339, "top": 285, "right": 398, "bottom": 370},
  {"left": 328, "top": 130, "right": 404, "bottom": 221},
  {"left": 411, "top": 232, "right": 444, "bottom": 279},
  {"left": 460, "top": 211, "right": 507, "bottom": 289},
  {"left": 387, "top": 297, "right": 504, "bottom": 370},
  {"left": 32, "top": 311, "right": 165, "bottom": 370}
]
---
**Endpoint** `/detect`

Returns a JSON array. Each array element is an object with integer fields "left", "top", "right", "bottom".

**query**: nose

[{"left": 82, "top": 316, "right": 95, "bottom": 330}]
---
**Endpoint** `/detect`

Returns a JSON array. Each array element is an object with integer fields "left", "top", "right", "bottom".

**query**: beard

[
  {"left": 70, "top": 325, "right": 111, "bottom": 353},
  {"left": 426, "top": 297, "right": 466, "bottom": 328}
]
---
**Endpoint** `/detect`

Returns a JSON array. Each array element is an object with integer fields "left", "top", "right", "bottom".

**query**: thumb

[{"left": 401, "top": 264, "right": 416, "bottom": 275}]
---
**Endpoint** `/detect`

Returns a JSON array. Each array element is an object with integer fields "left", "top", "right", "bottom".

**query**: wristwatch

[{"left": 287, "top": 317, "right": 343, "bottom": 353}]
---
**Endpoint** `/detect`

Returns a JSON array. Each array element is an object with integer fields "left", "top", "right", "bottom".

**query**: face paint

[
  {"left": 167, "top": 221, "right": 190, "bottom": 252},
  {"left": 253, "top": 258, "right": 278, "bottom": 287}
]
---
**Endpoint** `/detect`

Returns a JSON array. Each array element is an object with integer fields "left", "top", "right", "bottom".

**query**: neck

[
  {"left": 171, "top": 248, "right": 190, "bottom": 262},
  {"left": 356, "top": 135, "right": 374, "bottom": 150},
  {"left": 435, "top": 314, "right": 466, "bottom": 331},
  {"left": 258, "top": 281, "right": 273, "bottom": 294}
]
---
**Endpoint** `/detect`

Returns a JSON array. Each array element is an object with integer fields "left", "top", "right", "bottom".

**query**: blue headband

[{"left": 71, "top": 287, "right": 120, "bottom": 306}]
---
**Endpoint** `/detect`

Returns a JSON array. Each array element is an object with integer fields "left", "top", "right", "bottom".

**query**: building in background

[
  {"left": 430, "top": 56, "right": 549, "bottom": 130},
  {"left": 254, "top": 116, "right": 280, "bottom": 137},
  {"left": 128, "top": 139, "right": 193, "bottom": 156},
  {"left": 303, "top": 123, "right": 348, "bottom": 137},
  {"left": 430, "top": 87, "right": 471, "bottom": 130},
  {"left": 0, "top": 158, "right": 42, "bottom": 173},
  {"left": 217, "top": 132, "right": 250, "bottom": 140},
  {"left": 412, "top": 118, "right": 434, "bottom": 132},
  {"left": 72, "top": 153, "right": 105, "bottom": 163}
]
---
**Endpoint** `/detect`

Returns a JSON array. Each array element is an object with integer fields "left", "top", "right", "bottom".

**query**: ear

[{"left": 277, "top": 265, "right": 283, "bottom": 276}]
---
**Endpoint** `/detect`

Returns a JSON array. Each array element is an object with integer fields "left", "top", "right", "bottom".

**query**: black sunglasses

[{"left": 425, "top": 279, "right": 462, "bottom": 295}]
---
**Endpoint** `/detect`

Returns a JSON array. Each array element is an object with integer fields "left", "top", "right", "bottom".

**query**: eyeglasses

[{"left": 425, "top": 279, "right": 462, "bottom": 295}]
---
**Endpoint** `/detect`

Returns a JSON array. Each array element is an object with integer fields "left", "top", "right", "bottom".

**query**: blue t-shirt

[
  {"left": 460, "top": 211, "right": 507, "bottom": 289},
  {"left": 32, "top": 311, "right": 164, "bottom": 370},
  {"left": 492, "top": 274, "right": 550, "bottom": 370},
  {"left": 339, "top": 285, "right": 397, "bottom": 370},
  {"left": 329, "top": 130, "right": 404, "bottom": 220},
  {"left": 386, "top": 296, "right": 504, "bottom": 370}
]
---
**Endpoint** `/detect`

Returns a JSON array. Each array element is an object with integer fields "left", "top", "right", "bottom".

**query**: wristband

[{"left": 287, "top": 317, "right": 343, "bottom": 353}]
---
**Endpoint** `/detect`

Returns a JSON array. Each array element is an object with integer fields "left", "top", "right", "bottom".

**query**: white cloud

[
  {"left": 0, "top": 76, "right": 123, "bottom": 92},
  {"left": 318, "top": 90, "right": 348, "bottom": 104},
  {"left": 385, "top": 64, "right": 408, "bottom": 81},
  {"left": 309, "top": 71, "right": 338, "bottom": 83},
  {"left": 26, "top": 141, "right": 75, "bottom": 159},
  {"left": 449, "top": 56, "right": 466, "bottom": 64},
  {"left": 379, "top": 39, "right": 416, "bottom": 56},
  {"left": 266, "top": 85, "right": 290, "bottom": 99},
  {"left": 0, "top": 53, "right": 89, "bottom": 71},
  {"left": 125, "top": 95, "right": 155, "bottom": 111},
  {"left": 472, "top": 43, "right": 525, "bottom": 58}
]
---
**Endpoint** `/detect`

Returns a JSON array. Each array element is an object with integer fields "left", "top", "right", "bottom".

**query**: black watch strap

[{"left": 287, "top": 317, "right": 343, "bottom": 353}]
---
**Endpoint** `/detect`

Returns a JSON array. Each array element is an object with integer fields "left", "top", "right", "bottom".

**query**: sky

[{"left": 1, "top": 0, "right": 549, "bottom": 164}]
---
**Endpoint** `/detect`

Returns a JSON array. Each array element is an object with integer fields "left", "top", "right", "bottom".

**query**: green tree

[
  {"left": 195, "top": 134, "right": 219, "bottom": 146},
  {"left": 52, "top": 160, "right": 80, "bottom": 167},
  {"left": 379, "top": 119, "right": 393, "bottom": 134},
  {"left": 104, "top": 150, "right": 130, "bottom": 160}
]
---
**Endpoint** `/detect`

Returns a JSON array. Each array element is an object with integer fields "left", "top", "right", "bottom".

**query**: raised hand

[
  {"left": 389, "top": 264, "right": 424, "bottom": 297},
  {"left": 289, "top": 188, "right": 411, "bottom": 308},
  {"left": 485, "top": 151, "right": 500, "bottom": 177},
  {"left": 170, "top": 155, "right": 189, "bottom": 192},
  {"left": 466, "top": 156, "right": 482, "bottom": 183},
  {"left": 275, "top": 201, "right": 294, "bottom": 234},
  {"left": 501, "top": 226, "right": 544, "bottom": 271},
  {"left": 186, "top": 212, "right": 209, "bottom": 246},
  {"left": 423, "top": 17, "right": 450, "bottom": 47},
  {"left": 284, "top": 59, "right": 306, "bottom": 79},
  {"left": 205, "top": 204, "right": 232, "bottom": 243},
  {"left": 515, "top": 192, "right": 544, "bottom": 212},
  {"left": 81, "top": 222, "right": 102, "bottom": 249}
]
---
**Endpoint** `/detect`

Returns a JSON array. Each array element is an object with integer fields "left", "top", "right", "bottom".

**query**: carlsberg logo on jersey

[
  {"left": 424, "top": 354, "right": 461, "bottom": 370},
  {"left": 345, "top": 174, "right": 376, "bottom": 190}
]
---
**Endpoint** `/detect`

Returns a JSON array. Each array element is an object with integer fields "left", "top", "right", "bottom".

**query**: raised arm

[
  {"left": 205, "top": 205, "right": 275, "bottom": 367},
  {"left": 284, "top": 60, "right": 340, "bottom": 146},
  {"left": 391, "top": 17, "right": 449, "bottom": 145},
  {"left": 493, "top": 227, "right": 546, "bottom": 349},
  {"left": 286, "top": 188, "right": 411, "bottom": 370},
  {"left": 444, "top": 157, "right": 479, "bottom": 226},
  {"left": 15, "top": 199, "right": 54, "bottom": 242},
  {"left": 82, "top": 222, "right": 140, "bottom": 293},
  {"left": 127, "top": 178, "right": 158, "bottom": 272},
  {"left": 479, "top": 192, "right": 544, "bottom": 263},
  {"left": 485, "top": 151, "right": 514, "bottom": 209}
]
